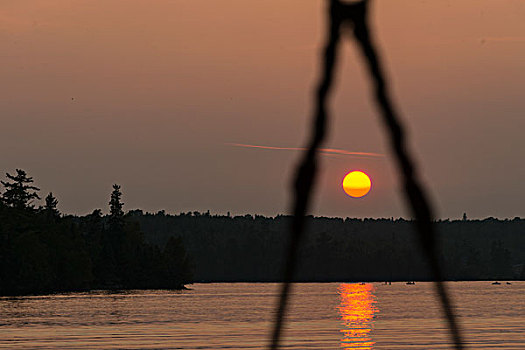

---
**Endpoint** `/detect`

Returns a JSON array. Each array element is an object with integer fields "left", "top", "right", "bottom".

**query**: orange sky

[{"left": 1, "top": 0, "right": 525, "bottom": 218}]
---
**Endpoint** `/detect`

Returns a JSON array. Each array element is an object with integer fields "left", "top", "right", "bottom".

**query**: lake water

[{"left": 0, "top": 282, "right": 523, "bottom": 349}]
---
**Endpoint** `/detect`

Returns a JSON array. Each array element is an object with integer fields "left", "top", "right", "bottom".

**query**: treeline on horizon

[
  {"left": 0, "top": 169, "right": 192, "bottom": 296},
  {"left": 135, "top": 212, "right": 524, "bottom": 282},
  {"left": 1, "top": 170, "right": 524, "bottom": 296}
]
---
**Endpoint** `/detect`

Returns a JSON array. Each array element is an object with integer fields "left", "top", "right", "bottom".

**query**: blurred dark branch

[
  {"left": 270, "top": 1, "right": 464, "bottom": 349},
  {"left": 269, "top": 0, "right": 342, "bottom": 347}
]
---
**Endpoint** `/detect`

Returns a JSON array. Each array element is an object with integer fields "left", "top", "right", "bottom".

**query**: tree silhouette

[
  {"left": 1, "top": 169, "right": 40, "bottom": 209},
  {"left": 0, "top": 175, "right": 192, "bottom": 295},
  {"left": 109, "top": 184, "right": 124, "bottom": 229},
  {"left": 44, "top": 192, "right": 60, "bottom": 218}
]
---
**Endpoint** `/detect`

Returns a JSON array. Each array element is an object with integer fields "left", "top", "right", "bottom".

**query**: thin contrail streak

[{"left": 226, "top": 143, "right": 384, "bottom": 158}]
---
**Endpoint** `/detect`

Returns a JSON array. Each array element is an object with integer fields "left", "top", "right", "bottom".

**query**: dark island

[{"left": 0, "top": 170, "right": 192, "bottom": 296}]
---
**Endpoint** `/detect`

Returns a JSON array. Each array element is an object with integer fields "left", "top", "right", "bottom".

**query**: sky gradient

[{"left": 2, "top": 0, "right": 525, "bottom": 218}]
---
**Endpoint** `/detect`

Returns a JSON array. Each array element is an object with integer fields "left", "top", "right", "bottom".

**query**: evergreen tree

[
  {"left": 44, "top": 192, "right": 60, "bottom": 218},
  {"left": 1, "top": 169, "right": 40, "bottom": 209},
  {"left": 109, "top": 184, "right": 124, "bottom": 228}
]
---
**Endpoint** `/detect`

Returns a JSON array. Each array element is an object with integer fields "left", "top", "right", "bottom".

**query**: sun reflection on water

[{"left": 338, "top": 283, "right": 378, "bottom": 349}]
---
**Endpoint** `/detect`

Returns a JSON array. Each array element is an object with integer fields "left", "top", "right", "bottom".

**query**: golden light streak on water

[{"left": 338, "top": 283, "right": 378, "bottom": 349}]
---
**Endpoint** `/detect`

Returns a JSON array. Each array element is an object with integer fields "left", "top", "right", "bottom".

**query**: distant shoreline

[{"left": 2, "top": 280, "right": 521, "bottom": 298}]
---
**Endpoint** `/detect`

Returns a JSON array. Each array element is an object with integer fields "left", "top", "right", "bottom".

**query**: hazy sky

[{"left": 2, "top": 0, "right": 524, "bottom": 219}]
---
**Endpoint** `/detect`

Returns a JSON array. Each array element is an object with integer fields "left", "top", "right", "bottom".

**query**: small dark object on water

[
  {"left": 492, "top": 281, "right": 501, "bottom": 285},
  {"left": 406, "top": 281, "right": 416, "bottom": 285},
  {"left": 506, "top": 282, "right": 512, "bottom": 285}
]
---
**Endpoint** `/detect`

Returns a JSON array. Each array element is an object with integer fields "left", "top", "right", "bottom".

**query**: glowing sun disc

[{"left": 342, "top": 171, "right": 371, "bottom": 198}]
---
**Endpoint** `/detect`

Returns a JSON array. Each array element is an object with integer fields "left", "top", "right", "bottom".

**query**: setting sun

[{"left": 342, "top": 171, "right": 371, "bottom": 198}]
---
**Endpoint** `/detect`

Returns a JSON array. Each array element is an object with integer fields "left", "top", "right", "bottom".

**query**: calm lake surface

[{"left": 0, "top": 282, "right": 523, "bottom": 349}]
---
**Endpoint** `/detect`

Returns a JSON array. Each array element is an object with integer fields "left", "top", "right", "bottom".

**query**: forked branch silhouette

[{"left": 270, "top": 1, "right": 464, "bottom": 349}]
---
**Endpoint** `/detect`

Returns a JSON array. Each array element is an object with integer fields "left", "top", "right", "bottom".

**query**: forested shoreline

[
  {"left": 1, "top": 169, "right": 524, "bottom": 296},
  {"left": 136, "top": 213, "right": 524, "bottom": 283},
  {"left": 0, "top": 170, "right": 192, "bottom": 296}
]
